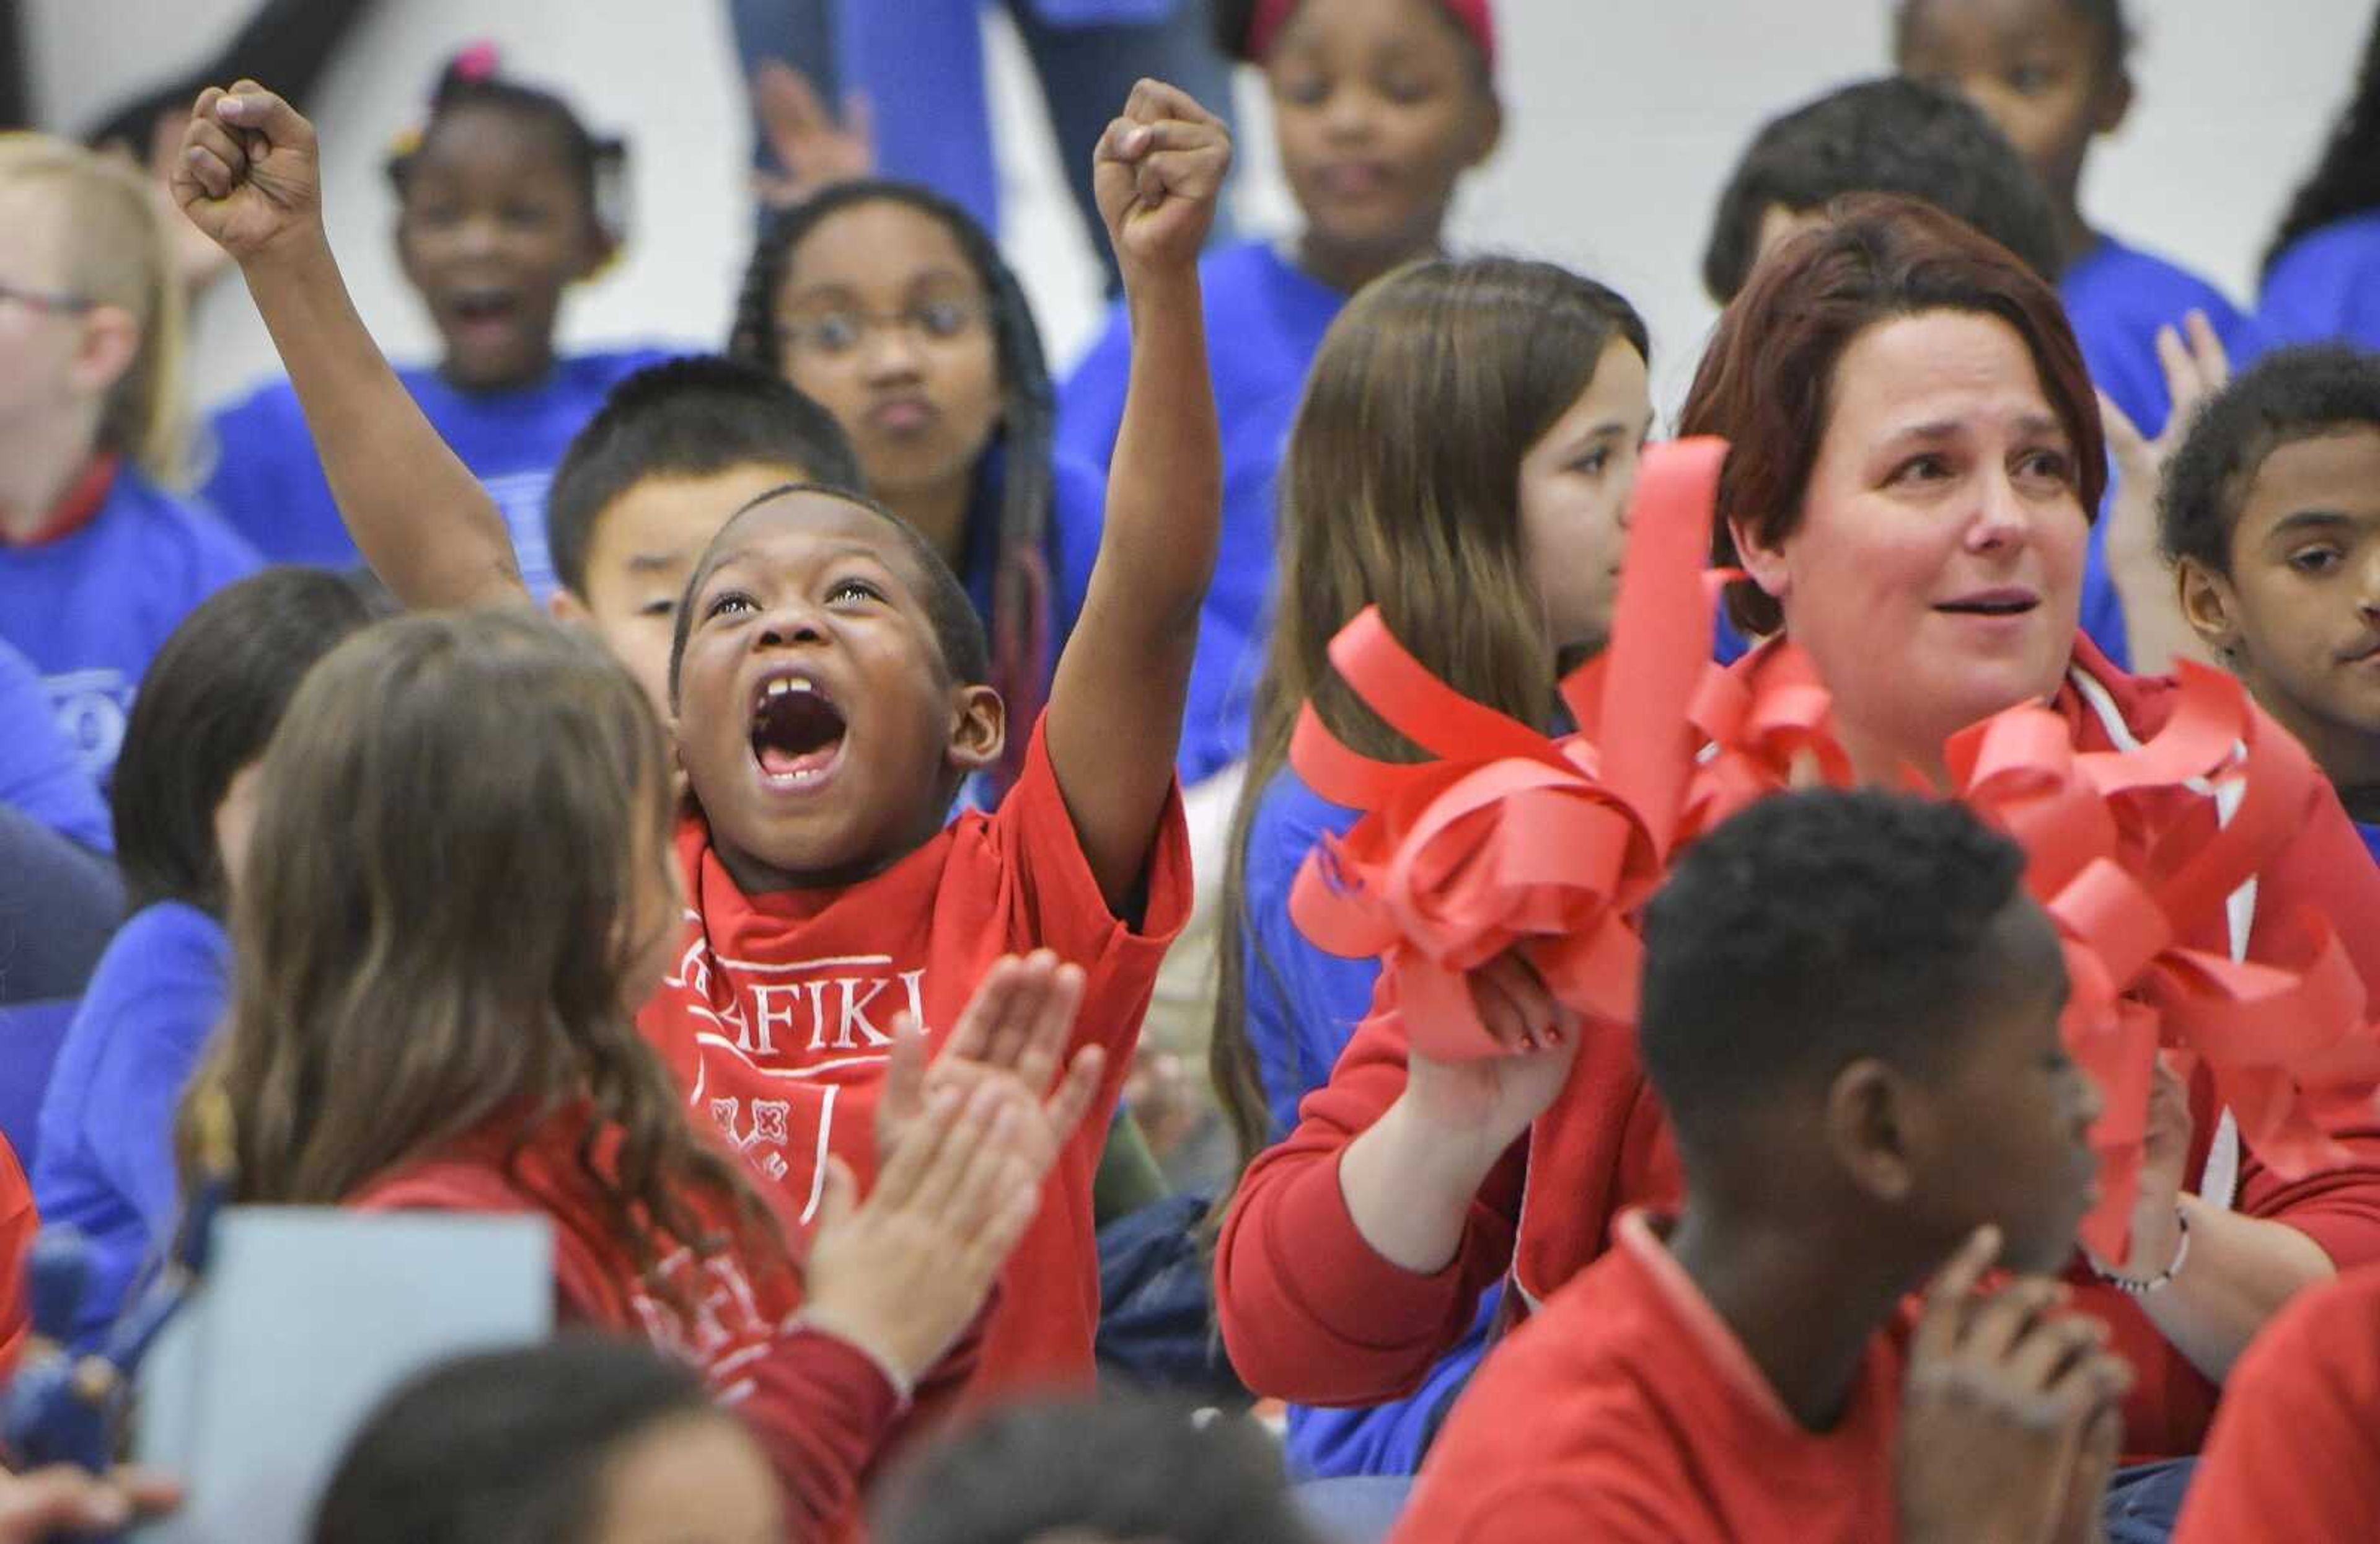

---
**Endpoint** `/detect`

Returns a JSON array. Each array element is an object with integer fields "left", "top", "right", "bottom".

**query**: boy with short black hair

[
  {"left": 541, "top": 353, "right": 861, "bottom": 713},
  {"left": 2160, "top": 343, "right": 2380, "bottom": 862},
  {"left": 1391, "top": 790, "right": 2125, "bottom": 1543},
  {"left": 175, "top": 73, "right": 1228, "bottom": 1411}
]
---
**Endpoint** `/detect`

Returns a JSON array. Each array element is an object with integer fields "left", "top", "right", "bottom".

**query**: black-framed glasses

[
  {"left": 0, "top": 278, "right": 94, "bottom": 315},
  {"left": 775, "top": 298, "right": 995, "bottom": 359}
]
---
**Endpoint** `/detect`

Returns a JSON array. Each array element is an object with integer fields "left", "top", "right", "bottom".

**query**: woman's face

[
  {"left": 0, "top": 184, "right": 105, "bottom": 440},
  {"left": 1517, "top": 338, "right": 1653, "bottom": 653},
  {"left": 772, "top": 200, "right": 1003, "bottom": 505},
  {"left": 1737, "top": 309, "right": 2087, "bottom": 770}
]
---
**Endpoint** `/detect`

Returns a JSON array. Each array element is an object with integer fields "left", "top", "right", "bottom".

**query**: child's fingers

[
  {"left": 1124, "top": 77, "right": 1222, "bottom": 132},
  {"left": 214, "top": 81, "right": 312, "bottom": 154},
  {"left": 909, "top": 1083, "right": 1010, "bottom": 1212},
  {"left": 182, "top": 139, "right": 243, "bottom": 201},
  {"left": 1010, "top": 961, "right": 1086, "bottom": 1098},
  {"left": 1913, "top": 1224, "right": 2001, "bottom": 1360},
  {"left": 1961, "top": 1277, "right": 2066, "bottom": 1364},
  {"left": 871, "top": 1082, "right": 967, "bottom": 1209},
  {"left": 1096, "top": 115, "right": 1154, "bottom": 167},
  {"left": 954, "top": 1163, "right": 1041, "bottom": 1284},
  {"left": 982, "top": 951, "right": 1057, "bottom": 1070},
  {"left": 879, "top": 1012, "right": 928, "bottom": 1133},
  {"left": 2003, "top": 1311, "right": 2110, "bottom": 1394},
  {"left": 937, "top": 1102, "right": 1029, "bottom": 1230},
  {"left": 1139, "top": 146, "right": 1230, "bottom": 202},
  {"left": 811, "top": 1153, "right": 858, "bottom": 1236},
  {"left": 2182, "top": 309, "right": 2231, "bottom": 390},
  {"left": 1039, "top": 1043, "right": 1108, "bottom": 1152},
  {"left": 2095, "top": 389, "right": 2143, "bottom": 456},
  {"left": 943, "top": 956, "right": 1022, "bottom": 1065}
]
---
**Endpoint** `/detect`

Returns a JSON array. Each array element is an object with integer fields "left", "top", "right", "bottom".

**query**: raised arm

[
  {"left": 172, "top": 84, "right": 523, "bottom": 611},
  {"left": 1044, "top": 80, "right": 1228, "bottom": 912}
]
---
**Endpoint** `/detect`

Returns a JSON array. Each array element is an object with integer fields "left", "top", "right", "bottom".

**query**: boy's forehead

[
  {"left": 705, "top": 492, "right": 918, "bottom": 584},
  {"left": 591, "top": 464, "right": 811, "bottom": 575}
]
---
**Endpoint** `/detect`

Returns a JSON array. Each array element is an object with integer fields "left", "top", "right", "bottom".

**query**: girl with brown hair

[{"left": 1207, "top": 254, "right": 1652, "bottom": 1478}]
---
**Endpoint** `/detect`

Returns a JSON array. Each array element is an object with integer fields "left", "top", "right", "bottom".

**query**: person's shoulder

[
  {"left": 2267, "top": 211, "right": 2380, "bottom": 288},
  {"left": 1248, "top": 764, "right": 1359, "bottom": 855},
  {"left": 2068, "top": 236, "right": 2248, "bottom": 324},
  {"left": 82, "top": 901, "right": 230, "bottom": 989},
  {"left": 207, "top": 372, "right": 306, "bottom": 430}
]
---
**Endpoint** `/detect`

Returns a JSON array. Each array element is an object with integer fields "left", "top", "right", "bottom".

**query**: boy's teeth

[{"left": 764, "top": 677, "right": 816, "bottom": 699}]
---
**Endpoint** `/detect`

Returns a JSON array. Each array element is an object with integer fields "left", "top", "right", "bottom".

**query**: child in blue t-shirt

[
  {"left": 1895, "top": 0, "right": 2261, "bottom": 437},
  {"left": 0, "top": 136, "right": 260, "bottom": 786},
  {"left": 32, "top": 567, "right": 385, "bottom": 1346},
  {"left": 2159, "top": 345, "right": 2380, "bottom": 866},
  {"left": 1058, "top": 0, "right": 1502, "bottom": 788},
  {"left": 2259, "top": 12, "right": 2380, "bottom": 351},
  {"left": 0, "top": 638, "right": 108, "bottom": 854},
  {"left": 1214, "top": 255, "right": 1652, "bottom": 1480},
  {"left": 203, "top": 53, "right": 674, "bottom": 595}
]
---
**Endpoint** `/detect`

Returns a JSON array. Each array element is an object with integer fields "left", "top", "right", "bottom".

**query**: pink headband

[{"left": 1246, "top": 0, "right": 1496, "bottom": 72}]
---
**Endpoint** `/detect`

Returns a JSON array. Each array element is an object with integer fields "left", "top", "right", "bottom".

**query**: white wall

[{"left": 26, "top": 0, "right": 2376, "bottom": 417}]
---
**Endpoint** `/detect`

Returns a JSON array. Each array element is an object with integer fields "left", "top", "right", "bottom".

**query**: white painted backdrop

[{"left": 27, "top": 1, "right": 2376, "bottom": 417}]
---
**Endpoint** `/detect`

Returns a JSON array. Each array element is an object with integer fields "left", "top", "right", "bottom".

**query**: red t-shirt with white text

[{"left": 638, "top": 718, "right": 1191, "bottom": 1403}]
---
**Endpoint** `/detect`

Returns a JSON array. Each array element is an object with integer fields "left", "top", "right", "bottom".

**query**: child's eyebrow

[
  {"left": 625, "top": 550, "right": 687, "bottom": 575},
  {"left": 2268, "top": 507, "right": 2374, "bottom": 536}
]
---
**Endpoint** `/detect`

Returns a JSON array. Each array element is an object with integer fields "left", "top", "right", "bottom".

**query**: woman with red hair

[{"left": 1214, "top": 197, "right": 2380, "bottom": 1511}]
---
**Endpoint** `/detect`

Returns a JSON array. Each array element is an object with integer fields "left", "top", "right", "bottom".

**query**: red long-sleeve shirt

[
  {"left": 355, "top": 1111, "right": 925, "bottom": 1542},
  {"left": 1215, "top": 637, "right": 2380, "bottom": 1458}
]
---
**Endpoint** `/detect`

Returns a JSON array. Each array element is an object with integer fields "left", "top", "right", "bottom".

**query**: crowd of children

[{"left": 7, "top": 0, "right": 2380, "bottom": 1540}]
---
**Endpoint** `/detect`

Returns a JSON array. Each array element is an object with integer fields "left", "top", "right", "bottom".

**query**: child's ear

[
  {"left": 946, "top": 683, "right": 1007, "bottom": 773},
  {"left": 1823, "top": 1059, "right": 1919, "bottom": 1204},
  {"left": 1466, "top": 92, "right": 1505, "bottom": 168},
  {"left": 2092, "top": 64, "right": 2136, "bottom": 137},
  {"left": 2175, "top": 556, "right": 2242, "bottom": 663},
  {"left": 571, "top": 226, "right": 620, "bottom": 285},
  {"left": 1729, "top": 514, "right": 1791, "bottom": 607},
  {"left": 69, "top": 304, "right": 141, "bottom": 402},
  {"left": 549, "top": 587, "right": 589, "bottom": 625}
]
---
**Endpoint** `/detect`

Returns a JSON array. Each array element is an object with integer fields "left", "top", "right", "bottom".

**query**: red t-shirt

[
  {"left": 2174, "top": 1264, "right": 2380, "bottom": 1542},
  {"left": 0, "top": 1132, "right": 35, "bottom": 1371},
  {"left": 1216, "top": 636, "right": 2380, "bottom": 1458},
  {"left": 639, "top": 718, "right": 1191, "bottom": 1404},
  {"left": 353, "top": 1109, "right": 909, "bottom": 1542},
  {"left": 1390, "top": 1211, "right": 1902, "bottom": 1544}
]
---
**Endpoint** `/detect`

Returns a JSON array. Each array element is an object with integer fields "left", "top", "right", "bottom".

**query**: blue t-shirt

[
  {"left": 2259, "top": 211, "right": 2380, "bottom": 351},
  {"left": 2357, "top": 818, "right": 2380, "bottom": 868},
  {"left": 0, "top": 468, "right": 260, "bottom": 784},
  {"left": 202, "top": 346, "right": 680, "bottom": 599},
  {"left": 0, "top": 637, "right": 109, "bottom": 853},
  {"left": 1241, "top": 764, "right": 1497, "bottom": 1478},
  {"left": 2062, "top": 235, "right": 2263, "bottom": 438},
  {"left": 32, "top": 901, "right": 231, "bottom": 1348},
  {"left": 1059, "top": 240, "right": 1345, "bottom": 785}
]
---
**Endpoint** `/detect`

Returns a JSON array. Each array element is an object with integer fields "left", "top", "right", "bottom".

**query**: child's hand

[
  {"left": 799, "top": 1079, "right": 1043, "bottom": 1385},
  {"left": 2099, "top": 311, "right": 2231, "bottom": 566},
  {"left": 873, "top": 951, "right": 1104, "bottom": 1193},
  {"left": 1898, "top": 1227, "right": 2135, "bottom": 1544},
  {"left": 170, "top": 82, "right": 324, "bottom": 265},
  {"left": 751, "top": 60, "right": 875, "bottom": 210},
  {"left": 1092, "top": 79, "right": 1231, "bottom": 278},
  {"left": 1399, "top": 950, "right": 1580, "bottom": 1170}
]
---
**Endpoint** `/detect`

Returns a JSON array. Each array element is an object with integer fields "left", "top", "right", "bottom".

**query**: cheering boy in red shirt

[
  {"left": 1391, "top": 790, "right": 2128, "bottom": 1543},
  {"left": 174, "top": 75, "right": 1226, "bottom": 1406}
]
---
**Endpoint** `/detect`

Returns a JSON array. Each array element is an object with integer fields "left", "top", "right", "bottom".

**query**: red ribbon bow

[
  {"left": 1290, "top": 438, "right": 1834, "bottom": 1059},
  {"left": 1948, "top": 676, "right": 2380, "bottom": 1258}
]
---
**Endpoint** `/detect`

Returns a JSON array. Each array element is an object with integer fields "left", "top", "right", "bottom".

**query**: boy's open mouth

[{"left": 749, "top": 674, "right": 848, "bottom": 785}]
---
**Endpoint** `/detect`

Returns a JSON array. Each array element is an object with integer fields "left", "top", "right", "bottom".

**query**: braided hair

[
  {"left": 728, "top": 180, "right": 1056, "bottom": 796},
  {"left": 2265, "top": 7, "right": 2380, "bottom": 278}
]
